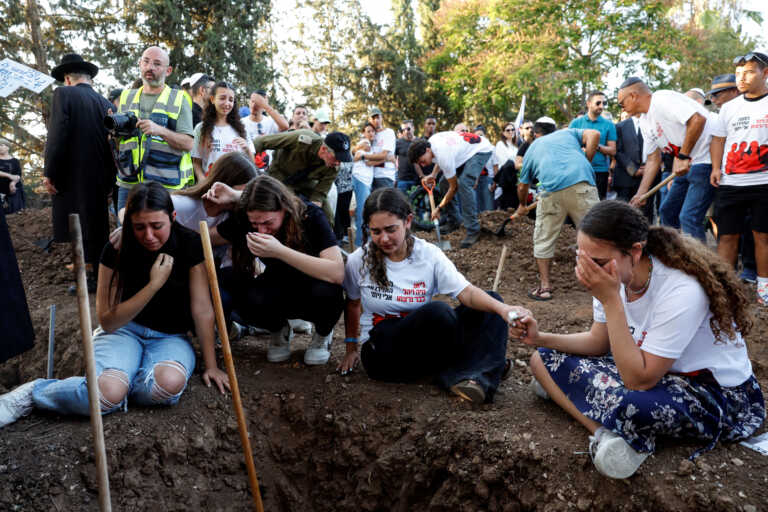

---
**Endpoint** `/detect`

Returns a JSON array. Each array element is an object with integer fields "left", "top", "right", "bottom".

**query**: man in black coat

[
  {"left": 614, "top": 115, "right": 656, "bottom": 221},
  {"left": 43, "top": 54, "right": 116, "bottom": 293}
]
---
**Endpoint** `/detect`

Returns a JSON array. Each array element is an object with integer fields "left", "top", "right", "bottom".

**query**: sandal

[
  {"left": 528, "top": 286, "right": 553, "bottom": 301},
  {"left": 450, "top": 379, "right": 486, "bottom": 404}
]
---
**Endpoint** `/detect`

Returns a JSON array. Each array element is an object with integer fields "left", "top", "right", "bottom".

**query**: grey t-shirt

[{"left": 138, "top": 90, "right": 194, "bottom": 136}]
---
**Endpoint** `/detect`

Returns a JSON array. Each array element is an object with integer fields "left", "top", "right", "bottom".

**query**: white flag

[{"left": 514, "top": 95, "right": 526, "bottom": 129}]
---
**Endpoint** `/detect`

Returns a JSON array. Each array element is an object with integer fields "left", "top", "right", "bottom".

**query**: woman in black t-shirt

[
  {"left": 0, "top": 183, "right": 230, "bottom": 430},
  {"left": 209, "top": 175, "right": 345, "bottom": 366}
]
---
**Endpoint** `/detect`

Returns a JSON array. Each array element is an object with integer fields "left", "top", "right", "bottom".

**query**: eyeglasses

[
  {"left": 504, "top": 128, "right": 515, "bottom": 132},
  {"left": 733, "top": 52, "right": 768, "bottom": 66},
  {"left": 594, "top": 100, "right": 606, "bottom": 106},
  {"left": 401, "top": 127, "right": 412, "bottom": 131},
  {"left": 522, "top": 126, "right": 533, "bottom": 130}
]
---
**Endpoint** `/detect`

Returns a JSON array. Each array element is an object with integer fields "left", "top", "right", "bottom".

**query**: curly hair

[
  {"left": 579, "top": 200, "right": 752, "bottom": 342},
  {"left": 231, "top": 175, "right": 307, "bottom": 276},
  {"left": 361, "top": 188, "right": 415, "bottom": 289},
  {"left": 199, "top": 82, "right": 247, "bottom": 158}
]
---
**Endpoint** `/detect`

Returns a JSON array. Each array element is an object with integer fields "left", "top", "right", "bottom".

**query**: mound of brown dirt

[{"left": 1, "top": 207, "right": 766, "bottom": 511}]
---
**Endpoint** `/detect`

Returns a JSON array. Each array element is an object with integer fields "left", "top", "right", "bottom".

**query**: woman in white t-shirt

[
  {"left": 493, "top": 122, "right": 521, "bottom": 209},
  {"left": 341, "top": 187, "right": 524, "bottom": 403},
  {"left": 351, "top": 122, "right": 377, "bottom": 245},
  {"left": 511, "top": 200, "right": 765, "bottom": 479},
  {"left": 192, "top": 82, "right": 254, "bottom": 182}
]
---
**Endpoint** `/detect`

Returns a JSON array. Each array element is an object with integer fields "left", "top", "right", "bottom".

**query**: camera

[{"left": 104, "top": 112, "right": 138, "bottom": 137}]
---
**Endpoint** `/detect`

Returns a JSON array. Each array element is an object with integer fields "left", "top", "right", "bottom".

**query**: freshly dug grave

[{"left": 0, "top": 207, "right": 766, "bottom": 511}]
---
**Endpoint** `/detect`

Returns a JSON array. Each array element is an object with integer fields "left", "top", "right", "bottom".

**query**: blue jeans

[
  {"left": 659, "top": 163, "right": 714, "bottom": 241},
  {"left": 444, "top": 152, "right": 492, "bottom": 236},
  {"left": 475, "top": 174, "right": 493, "bottom": 212},
  {"left": 396, "top": 179, "right": 418, "bottom": 196},
  {"left": 372, "top": 177, "right": 394, "bottom": 190},
  {"left": 352, "top": 176, "right": 372, "bottom": 245},
  {"left": 117, "top": 185, "right": 131, "bottom": 213},
  {"left": 31, "top": 322, "right": 195, "bottom": 416}
]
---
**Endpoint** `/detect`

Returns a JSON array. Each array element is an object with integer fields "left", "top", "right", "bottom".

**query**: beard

[{"left": 143, "top": 71, "right": 164, "bottom": 88}]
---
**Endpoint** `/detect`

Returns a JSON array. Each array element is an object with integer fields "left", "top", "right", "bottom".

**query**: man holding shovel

[{"left": 622, "top": 77, "right": 716, "bottom": 241}]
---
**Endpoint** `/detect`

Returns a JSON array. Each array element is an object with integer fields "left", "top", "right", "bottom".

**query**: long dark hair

[
  {"left": 579, "top": 200, "right": 752, "bottom": 342},
  {"left": 199, "top": 82, "right": 247, "bottom": 155},
  {"left": 361, "top": 188, "right": 415, "bottom": 289},
  {"left": 174, "top": 152, "right": 256, "bottom": 199},
  {"left": 110, "top": 182, "right": 174, "bottom": 309},
  {"left": 231, "top": 175, "right": 307, "bottom": 275}
]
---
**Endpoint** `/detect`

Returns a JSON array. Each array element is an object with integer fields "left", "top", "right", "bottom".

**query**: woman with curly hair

[
  {"left": 511, "top": 200, "right": 765, "bottom": 479},
  {"left": 340, "top": 187, "right": 522, "bottom": 403},
  {"left": 205, "top": 175, "right": 344, "bottom": 365},
  {"left": 191, "top": 82, "right": 254, "bottom": 182}
]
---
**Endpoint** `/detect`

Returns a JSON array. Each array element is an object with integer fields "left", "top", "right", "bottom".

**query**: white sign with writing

[{"left": 0, "top": 58, "right": 55, "bottom": 98}]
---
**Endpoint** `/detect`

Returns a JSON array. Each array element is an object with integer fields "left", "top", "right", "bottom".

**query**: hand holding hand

[
  {"left": 246, "top": 232, "right": 284, "bottom": 259},
  {"left": 202, "top": 367, "right": 231, "bottom": 395},
  {"left": 149, "top": 253, "right": 174, "bottom": 290},
  {"left": 507, "top": 308, "right": 540, "bottom": 346}
]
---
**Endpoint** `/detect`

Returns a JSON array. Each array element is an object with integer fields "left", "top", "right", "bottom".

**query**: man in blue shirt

[
  {"left": 569, "top": 91, "right": 617, "bottom": 199},
  {"left": 517, "top": 117, "right": 601, "bottom": 300}
]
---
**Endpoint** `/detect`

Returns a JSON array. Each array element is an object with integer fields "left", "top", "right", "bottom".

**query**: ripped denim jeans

[{"left": 32, "top": 321, "right": 196, "bottom": 417}]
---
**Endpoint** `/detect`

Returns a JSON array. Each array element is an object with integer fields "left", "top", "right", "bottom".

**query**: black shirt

[
  {"left": 517, "top": 141, "right": 531, "bottom": 159},
  {"left": 100, "top": 223, "right": 204, "bottom": 334},
  {"left": 395, "top": 138, "right": 418, "bottom": 181},
  {"left": 192, "top": 103, "right": 203, "bottom": 129},
  {"left": 217, "top": 202, "right": 337, "bottom": 280}
]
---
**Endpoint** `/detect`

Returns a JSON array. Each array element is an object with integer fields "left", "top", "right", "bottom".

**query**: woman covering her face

[{"left": 511, "top": 200, "right": 765, "bottom": 479}]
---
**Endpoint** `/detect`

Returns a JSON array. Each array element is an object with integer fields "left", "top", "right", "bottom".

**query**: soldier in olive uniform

[{"left": 255, "top": 130, "right": 351, "bottom": 219}]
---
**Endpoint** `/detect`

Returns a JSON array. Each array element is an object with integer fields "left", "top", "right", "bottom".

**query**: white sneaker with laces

[
  {"left": 0, "top": 379, "right": 42, "bottom": 428},
  {"left": 304, "top": 331, "right": 333, "bottom": 365},
  {"left": 267, "top": 324, "right": 293, "bottom": 363},
  {"left": 589, "top": 427, "right": 649, "bottom": 479},
  {"left": 289, "top": 319, "right": 314, "bottom": 335}
]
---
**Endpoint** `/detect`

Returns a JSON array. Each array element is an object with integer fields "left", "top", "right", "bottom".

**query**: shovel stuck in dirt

[
  {"left": 495, "top": 201, "right": 538, "bottom": 237},
  {"left": 422, "top": 182, "right": 451, "bottom": 251}
]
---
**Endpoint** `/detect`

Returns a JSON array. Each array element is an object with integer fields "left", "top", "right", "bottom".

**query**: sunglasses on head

[{"left": 733, "top": 52, "right": 768, "bottom": 66}]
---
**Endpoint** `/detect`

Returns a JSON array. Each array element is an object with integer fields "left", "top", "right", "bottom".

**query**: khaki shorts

[{"left": 533, "top": 182, "right": 599, "bottom": 259}]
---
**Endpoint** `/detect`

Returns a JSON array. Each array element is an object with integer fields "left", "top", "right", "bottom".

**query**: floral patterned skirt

[{"left": 538, "top": 348, "right": 766, "bottom": 457}]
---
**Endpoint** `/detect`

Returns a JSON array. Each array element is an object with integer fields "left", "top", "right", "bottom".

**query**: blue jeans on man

[
  {"left": 659, "top": 163, "right": 714, "bottom": 241},
  {"left": 396, "top": 179, "right": 418, "bottom": 196},
  {"left": 352, "top": 176, "right": 372, "bottom": 246},
  {"left": 443, "top": 152, "right": 492, "bottom": 237}
]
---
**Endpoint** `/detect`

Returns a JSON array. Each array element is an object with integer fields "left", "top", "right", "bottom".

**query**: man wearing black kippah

[{"left": 621, "top": 77, "right": 716, "bottom": 241}]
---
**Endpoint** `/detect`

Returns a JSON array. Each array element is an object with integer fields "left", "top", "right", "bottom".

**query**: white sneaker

[
  {"left": 288, "top": 319, "right": 313, "bottom": 335},
  {"left": 530, "top": 377, "right": 550, "bottom": 400},
  {"left": 589, "top": 427, "right": 649, "bottom": 479},
  {"left": 304, "top": 331, "right": 332, "bottom": 365},
  {"left": 0, "top": 379, "right": 41, "bottom": 428},
  {"left": 267, "top": 324, "right": 293, "bottom": 363}
]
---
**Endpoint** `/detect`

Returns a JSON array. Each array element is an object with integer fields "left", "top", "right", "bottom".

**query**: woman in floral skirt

[{"left": 509, "top": 200, "right": 765, "bottom": 479}]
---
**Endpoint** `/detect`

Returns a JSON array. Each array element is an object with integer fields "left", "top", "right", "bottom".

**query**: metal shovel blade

[{"left": 433, "top": 220, "right": 452, "bottom": 251}]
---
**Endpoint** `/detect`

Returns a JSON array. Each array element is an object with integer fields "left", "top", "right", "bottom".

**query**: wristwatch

[{"left": 676, "top": 152, "right": 691, "bottom": 160}]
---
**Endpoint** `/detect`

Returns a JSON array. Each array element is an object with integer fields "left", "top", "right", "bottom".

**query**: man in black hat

[
  {"left": 705, "top": 74, "right": 740, "bottom": 110},
  {"left": 43, "top": 53, "right": 116, "bottom": 294},
  {"left": 253, "top": 129, "right": 352, "bottom": 219}
]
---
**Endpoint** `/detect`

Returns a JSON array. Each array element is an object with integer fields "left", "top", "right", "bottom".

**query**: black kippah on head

[{"left": 619, "top": 77, "right": 643, "bottom": 89}]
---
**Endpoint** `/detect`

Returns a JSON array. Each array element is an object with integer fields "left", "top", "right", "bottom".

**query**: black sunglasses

[
  {"left": 733, "top": 52, "right": 768, "bottom": 66},
  {"left": 594, "top": 100, "right": 606, "bottom": 106}
]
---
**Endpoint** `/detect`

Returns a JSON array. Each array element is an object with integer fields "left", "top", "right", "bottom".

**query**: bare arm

[
  {"left": 248, "top": 234, "right": 345, "bottom": 284},
  {"left": 680, "top": 112, "right": 706, "bottom": 156},
  {"left": 264, "top": 104, "right": 289, "bottom": 132},
  {"left": 599, "top": 140, "right": 617, "bottom": 158},
  {"left": 192, "top": 157, "right": 205, "bottom": 184},
  {"left": 456, "top": 284, "right": 520, "bottom": 320},
  {"left": 630, "top": 149, "right": 662, "bottom": 205},
  {"left": 710, "top": 136, "right": 726, "bottom": 187},
  {"left": 582, "top": 129, "right": 600, "bottom": 162},
  {"left": 339, "top": 297, "right": 362, "bottom": 373},
  {"left": 189, "top": 262, "right": 230, "bottom": 393}
]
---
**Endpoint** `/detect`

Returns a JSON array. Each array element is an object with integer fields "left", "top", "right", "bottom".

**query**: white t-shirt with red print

[
  {"left": 191, "top": 123, "right": 255, "bottom": 177},
  {"left": 371, "top": 127, "right": 397, "bottom": 181},
  {"left": 343, "top": 237, "right": 470, "bottom": 343},
  {"left": 592, "top": 257, "right": 753, "bottom": 387},
  {"left": 638, "top": 90, "right": 714, "bottom": 165},
  {"left": 428, "top": 131, "right": 494, "bottom": 179},
  {"left": 711, "top": 93, "right": 768, "bottom": 186}
]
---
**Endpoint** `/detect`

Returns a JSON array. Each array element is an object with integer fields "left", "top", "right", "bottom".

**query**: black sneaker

[
  {"left": 460, "top": 232, "right": 480, "bottom": 248},
  {"left": 67, "top": 273, "right": 97, "bottom": 296}
]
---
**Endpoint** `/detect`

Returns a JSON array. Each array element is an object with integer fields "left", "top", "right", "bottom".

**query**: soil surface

[{"left": 1, "top": 207, "right": 767, "bottom": 511}]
